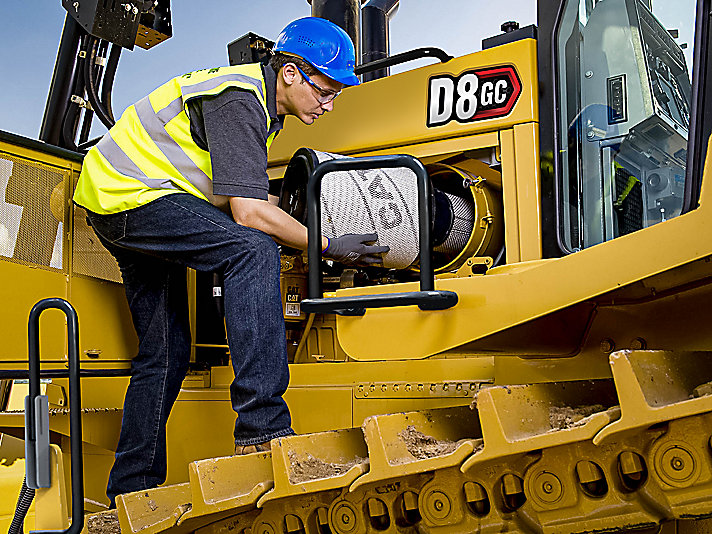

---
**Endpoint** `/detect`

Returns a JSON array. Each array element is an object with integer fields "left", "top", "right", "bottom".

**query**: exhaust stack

[
  {"left": 361, "top": 0, "right": 399, "bottom": 81},
  {"left": 308, "top": 0, "right": 362, "bottom": 64}
]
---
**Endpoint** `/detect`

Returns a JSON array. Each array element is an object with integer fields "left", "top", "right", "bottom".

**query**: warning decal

[{"left": 427, "top": 65, "right": 522, "bottom": 127}]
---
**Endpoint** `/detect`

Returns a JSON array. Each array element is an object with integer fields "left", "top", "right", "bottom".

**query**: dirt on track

[
  {"left": 398, "top": 425, "right": 458, "bottom": 460},
  {"left": 549, "top": 405, "right": 606, "bottom": 430},
  {"left": 288, "top": 450, "right": 366, "bottom": 484},
  {"left": 86, "top": 510, "right": 120, "bottom": 534}
]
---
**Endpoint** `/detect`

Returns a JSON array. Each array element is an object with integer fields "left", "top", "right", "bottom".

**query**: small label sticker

[
  {"left": 212, "top": 287, "right": 222, "bottom": 297},
  {"left": 285, "top": 303, "right": 301, "bottom": 317}
]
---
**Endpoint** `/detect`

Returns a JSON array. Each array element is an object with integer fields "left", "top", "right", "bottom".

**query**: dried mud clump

[
  {"left": 86, "top": 510, "right": 121, "bottom": 534},
  {"left": 549, "top": 405, "right": 606, "bottom": 430},
  {"left": 288, "top": 451, "right": 365, "bottom": 484},
  {"left": 693, "top": 381, "right": 712, "bottom": 398},
  {"left": 398, "top": 425, "right": 458, "bottom": 460}
]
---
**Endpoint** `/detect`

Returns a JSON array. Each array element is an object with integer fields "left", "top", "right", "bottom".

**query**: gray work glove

[{"left": 323, "top": 233, "right": 390, "bottom": 266}]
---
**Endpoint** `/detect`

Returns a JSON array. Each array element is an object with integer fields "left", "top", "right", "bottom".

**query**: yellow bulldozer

[{"left": 2, "top": 0, "right": 712, "bottom": 532}]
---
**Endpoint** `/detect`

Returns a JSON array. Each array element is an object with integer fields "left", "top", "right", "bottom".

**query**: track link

[{"left": 111, "top": 350, "right": 712, "bottom": 534}]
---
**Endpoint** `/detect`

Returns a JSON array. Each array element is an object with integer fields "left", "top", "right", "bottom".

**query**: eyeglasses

[{"left": 295, "top": 65, "right": 341, "bottom": 104}]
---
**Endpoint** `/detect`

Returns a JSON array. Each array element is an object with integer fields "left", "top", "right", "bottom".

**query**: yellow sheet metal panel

[
  {"left": 699, "top": 135, "right": 712, "bottom": 208},
  {"left": 287, "top": 357, "right": 494, "bottom": 387},
  {"left": 268, "top": 39, "right": 538, "bottom": 164},
  {"left": 0, "top": 140, "right": 81, "bottom": 172},
  {"left": 34, "top": 445, "right": 68, "bottom": 531},
  {"left": 0, "top": 140, "right": 75, "bottom": 365},
  {"left": 335, "top": 195, "right": 712, "bottom": 360},
  {"left": 0, "top": 261, "right": 67, "bottom": 364},
  {"left": 68, "top": 275, "right": 137, "bottom": 362},
  {"left": 499, "top": 128, "right": 520, "bottom": 263},
  {"left": 0, "top": 435, "right": 35, "bottom": 534},
  {"left": 284, "top": 387, "right": 352, "bottom": 434},
  {"left": 79, "top": 442, "right": 118, "bottom": 512},
  {"left": 267, "top": 131, "right": 500, "bottom": 180},
  {"left": 513, "top": 122, "right": 542, "bottom": 261}
]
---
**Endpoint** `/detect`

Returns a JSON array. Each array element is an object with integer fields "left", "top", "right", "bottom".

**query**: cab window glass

[{"left": 555, "top": 0, "right": 695, "bottom": 251}]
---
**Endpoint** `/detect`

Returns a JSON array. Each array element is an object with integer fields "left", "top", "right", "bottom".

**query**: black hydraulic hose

[
  {"left": 83, "top": 36, "right": 115, "bottom": 129},
  {"left": 101, "top": 43, "right": 122, "bottom": 123},
  {"left": 492, "top": 245, "right": 506, "bottom": 268},
  {"left": 78, "top": 108, "right": 95, "bottom": 145},
  {"left": 79, "top": 40, "right": 108, "bottom": 144},
  {"left": 76, "top": 136, "right": 104, "bottom": 151},
  {"left": 94, "top": 40, "right": 109, "bottom": 79},
  {"left": 8, "top": 477, "right": 35, "bottom": 534}
]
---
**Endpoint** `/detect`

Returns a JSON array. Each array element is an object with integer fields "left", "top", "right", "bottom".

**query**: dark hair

[{"left": 269, "top": 52, "right": 319, "bottom": 77}]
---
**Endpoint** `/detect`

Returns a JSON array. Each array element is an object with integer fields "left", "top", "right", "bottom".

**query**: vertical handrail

[
  {"left": 27, "top": 298, "right": 84, "bottom": 534},
  {"left": 306, "top": 154, "right": 433, "bottom": 299}
]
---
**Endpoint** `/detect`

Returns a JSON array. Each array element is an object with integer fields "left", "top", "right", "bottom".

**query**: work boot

[{"left": 234, "top": 441, "right": 272, "bottom": 455}]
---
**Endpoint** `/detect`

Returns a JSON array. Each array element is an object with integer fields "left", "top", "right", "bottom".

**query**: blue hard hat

[{"left": 273, "top": 17, "right": 360, "bottom": 86}]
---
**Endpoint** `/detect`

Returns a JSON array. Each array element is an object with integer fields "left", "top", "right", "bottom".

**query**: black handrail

[
  {"left": 355, "top": 47, "right": 453, "bottom": 76},
  {"left": 302, "top": 154, "right": 458, "bottom": 315},
  {"left": 26, "top": 298, "right": 84, "bottom": 534}
]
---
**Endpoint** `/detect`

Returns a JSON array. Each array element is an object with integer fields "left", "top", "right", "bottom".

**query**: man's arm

[
  {"left": 202, "top": 89, "right": 388, "bottom": 263},
  {"left": 231, "top": 196, "right": 389, "bottom": 265},
  {"left": 230, "top": 196, "right": 327, "bottom": 251}
]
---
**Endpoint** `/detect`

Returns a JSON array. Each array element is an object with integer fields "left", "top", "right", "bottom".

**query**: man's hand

[{"left": 323, "top": 233, "right": 390, "bottom": 266}]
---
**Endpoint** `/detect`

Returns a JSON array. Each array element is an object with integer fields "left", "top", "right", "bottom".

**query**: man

[{"left": 73, "top": 17, "right": 388, "bottom": 506}]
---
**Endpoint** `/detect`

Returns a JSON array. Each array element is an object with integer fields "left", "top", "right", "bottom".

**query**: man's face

[{"left": 282, "top": 63, "right": 344, "bottom": 125}]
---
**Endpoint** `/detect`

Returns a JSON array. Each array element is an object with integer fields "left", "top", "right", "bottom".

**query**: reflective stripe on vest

[{"left": 74, "top": 63, "right": 272, "bottom": 214}]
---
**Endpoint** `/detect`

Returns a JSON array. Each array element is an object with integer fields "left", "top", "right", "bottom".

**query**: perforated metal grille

[
  {"left": 435, "top": 192, "right": 475, "bottom": 257},
  {"left": 72, "top": 204, "right": 122, "bottom": 283},
  {"left": 615, "top": 166, "right": 643, "bottom": 236},
  {"left": 0, "top": 153, "right": 66, "bottom": 270}
]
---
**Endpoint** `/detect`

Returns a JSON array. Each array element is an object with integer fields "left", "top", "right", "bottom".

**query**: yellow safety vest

[{"left": 74, "top": 63, "right": 276, "bottom": 214}]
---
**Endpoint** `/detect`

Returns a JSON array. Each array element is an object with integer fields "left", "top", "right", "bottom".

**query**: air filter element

[{"left": 279, "top": 149, "right": 500, "bottom": 271}]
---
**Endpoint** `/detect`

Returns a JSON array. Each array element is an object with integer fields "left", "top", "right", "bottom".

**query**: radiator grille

[{"left": 0, "top": 153, "right": 66, "bottom": 270}]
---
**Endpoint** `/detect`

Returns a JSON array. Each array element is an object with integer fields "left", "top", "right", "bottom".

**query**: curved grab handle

[
  {"left": 304, "top": 154, "right": 457, "bottom": 315},
  {"left": 306, "top": 154, "right": 433, "bottom": 298},
  {"left": 27, "top": 298, "right": 84, "bottom": 534},
  {"left": 355, "top": 47, "right": 453, "bottom": 76}
]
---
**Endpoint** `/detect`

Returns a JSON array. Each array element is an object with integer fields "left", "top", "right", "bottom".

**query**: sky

[
  {"left": 1, "top": 1, "right": 538, "bottom": 140},
  {"left": 0, "top": 1, "right": 697, "bottom": 141}
]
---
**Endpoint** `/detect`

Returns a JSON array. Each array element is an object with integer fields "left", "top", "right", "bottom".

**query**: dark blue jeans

[{"left": 86, "top": 193, "right": 294, "bottom": 505}]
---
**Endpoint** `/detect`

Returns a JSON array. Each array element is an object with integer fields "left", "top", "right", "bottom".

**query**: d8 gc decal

[{"left": 427, "top": 66, "right": 521, "bottom": 127}]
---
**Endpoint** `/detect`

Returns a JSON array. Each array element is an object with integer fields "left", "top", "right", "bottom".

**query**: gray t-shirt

[{"left": 187, "top": 64, "right": 284, "bottom": 200}]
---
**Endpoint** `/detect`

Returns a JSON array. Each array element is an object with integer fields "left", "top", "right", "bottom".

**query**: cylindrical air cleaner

[{"left": 279, "top": 149, "right": 501, "bottom": 271}]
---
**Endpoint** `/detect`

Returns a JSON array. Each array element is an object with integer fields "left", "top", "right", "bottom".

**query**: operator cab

[{"left": 552, "top": 0, "right": 695, "bottom": 251}]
